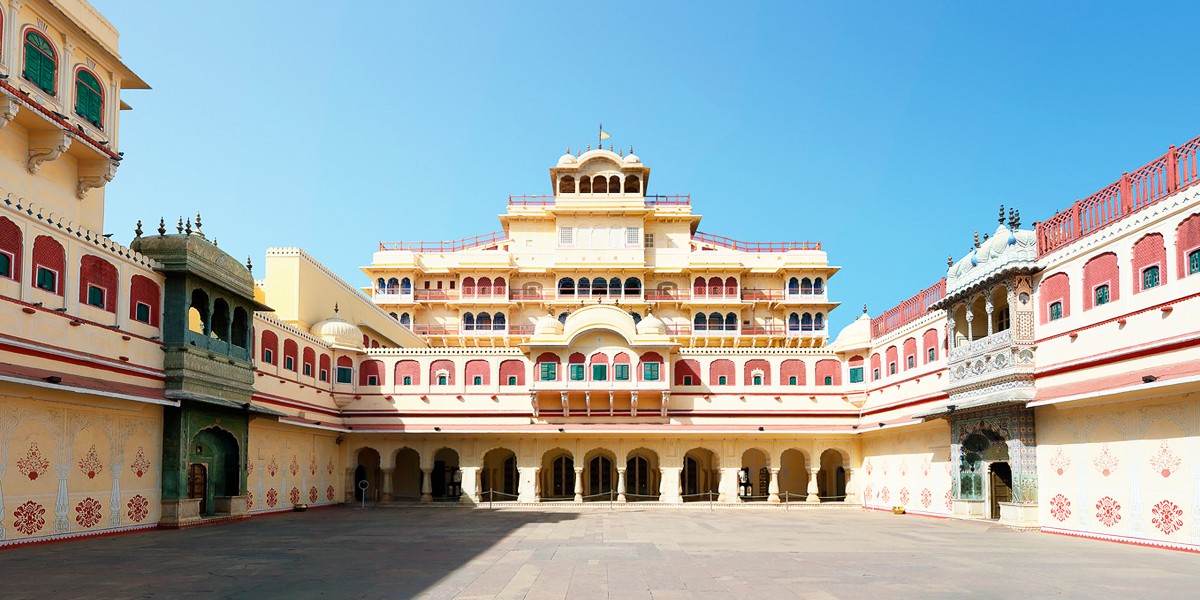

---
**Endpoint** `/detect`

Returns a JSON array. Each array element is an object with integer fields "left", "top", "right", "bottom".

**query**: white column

[
  {"left": 806, "top": 467, "right": 820, "bottom": 502},
  {"left": 573, "top": 467, "right": 583, "bottom": 503},
  {"left": 659, "top": 467, "right": 682, "bottom": 503},
  {"left": 518, "top": 466, "right": 539, "bottom": 503},
  {"left": 344, "top": 467, "right": 354, "bottom": 503},
  {"left": 420, "top": 468, "right": 433, "bottom": 503},
  {"left": 6, "top": 1, "right": 23, "bottom": 75},
  {"left": 380, "top": 468, "right": 394, "bottom": 502},
  {"left": 768, "top": 468, "right": 780, "bottom": 503},
  {"left": 616, "top": 467, "right": 627, "bottom": 502},
  {"left": 985, "top": 299, "right": 994, "bottom": 337},
  {"left": 458, "top": 466, "right": 479, "bottom": 504},
  {"left": 844, "top": 468, "right": 857, "bottom": 503},
  {"left": 58, "top": 38, "right": 74, "bottom": 110},
  {"left": 719, "top": 467, "right": 739, "bottom": 503}
]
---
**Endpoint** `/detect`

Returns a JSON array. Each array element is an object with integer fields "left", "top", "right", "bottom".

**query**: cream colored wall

[
  {"left": 0, "top": 389, "right": 162, "bottom": 545},
  {"left": 246, "top": 419, "right": 341, "bottom": 513},
  {"left": 1037, "top": 395, "right": 1198, "bottom": 549},
  {"left": 859, "top": 421, "right": 952, "bottom": 516}
]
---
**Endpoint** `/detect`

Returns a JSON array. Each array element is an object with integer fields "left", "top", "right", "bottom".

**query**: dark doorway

[
  {"left": 187, "top": 463, "right": 207, "bottom": 514},
  {"left": 550, "top": 455, "right": 574, "bottom": 499},
  {"left": 588, "top": 456, "right": 613, "bottom": 499},
  {"left": 989, "top": 462, "right": 1013, "bottom": 519}
]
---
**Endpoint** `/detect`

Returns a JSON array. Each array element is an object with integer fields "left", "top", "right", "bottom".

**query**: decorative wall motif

[
  {"left": 126, "top": 495, "right": 149, "bottom": 523},
  {"left": 899, "top": 487, "right": 910, "bottom": 505},
  {"left": 1050, "top": 494, "right": 1071, "bottom": 522},
  {"left": 1095, "top": 496, "right": 1121, "bottom": 527},
  {"left": 1050, "top": 448, "right": 1070, "bottom": 475},
  {"left": 1093, "top": 444, "right": 1118, "bottom": 477},
  {"left": 247, "top": 491, "right": 255, "bottom": 510},
  {"left": 17, "top": 443, "right": 50, "bottom": 480},
  {"left": 75, "top": 498, "right": 102, "bottom": 528},
  {"left": 920, "top": 488, "right": 931, "bottom": 508},
  {"left": 78, "top": 445, "right": 104, "bottom": 479},
  {"left": 265, "top": 488, "right": 279, "bottom": 508},
  {"left": 309, "top": 458, "right": 318, "bottom": 476},
  {"left": 880, "top": 486, "right": 890, "bottom": 503},
  {"left": 13, "top": 501, "right": 46, "bottom": 535},
  {"left": 289, "top": 456, "right": 299, "bottom": 477},
  {"left": 308, "top": 486, "right": 318, "bottom": 503},
  {"left": 326, "top": 485, "right": 335, "bottom": 501},
  {"left": 129, "top": 447, "right": 151, "bottom": 477},
  {"left": 1152, "top": 500, "right": 1184, "bottom": 535},
  {"left": 327, "top": 457, "right": 335, "bottom": 475},
  {"left": 1149, "top": 442, "right": 1181, "bottom": 478},
  {"left": 289, "top": 487, "right": 300, "bottom": 505},
  {"left": 267, "top": 456, "right": 278, "bottom": 477}
]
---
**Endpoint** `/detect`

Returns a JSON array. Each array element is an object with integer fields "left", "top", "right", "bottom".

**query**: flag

[{"left": 599, "top": 131, "right": 611, "bottom": 141}]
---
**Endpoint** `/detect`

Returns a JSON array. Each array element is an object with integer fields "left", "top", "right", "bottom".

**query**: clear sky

[{"left": 93, "top": 0, "right": 1200, "bottom": 333}]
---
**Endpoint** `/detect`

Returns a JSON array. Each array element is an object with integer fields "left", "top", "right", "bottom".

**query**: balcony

[
  {"left": 373, "top": 288, "right": 414, "bottom": 303},
  {"left": 947, "top": 329, "right": 1034, "bottom": 389},
  {"left": 645, "top": 289, "right": 690, "bottom": 302},
  {"left": 410, "top": 324, "right": 536, "bottom": 337},
  {"left": 692, "top": 231, "right": 821, "bottom": 253},
  {"left": 414, "top": 290, "right": 460, "bottom": 303},
  {"left": 663, "top": 324, "right": 826, "bottom": 338}
]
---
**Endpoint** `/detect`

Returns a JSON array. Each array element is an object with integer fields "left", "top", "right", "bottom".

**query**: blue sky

[{"left": 94, "top": 0, "right": 1200, "bottom": 333}]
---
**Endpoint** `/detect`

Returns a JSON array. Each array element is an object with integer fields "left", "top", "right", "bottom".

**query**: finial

[
  {"left": 630, "top": 145, "right": 634, "bottom": 154},
  {"left": 862, "top": 303, "right": 868, "bottom": 314},
  {"left": 134, "top": 220, "right": 143, "bottom": 238},
  {"left": 157, "top": 217, "right": 166, "bottom": 236},
  {"left": 973, "top": 231, "right": 979, "bottom": 248},
  {"left": 947, "top": 255, "right": 954, "bottom": 267},
  {"left": 184, "top": 218, "right": 192, "bottom": 236},
  {"left": 1013, "top": 209, "right": 1021, "bottom": 229},
  {"left": 577, "top": 150, "right": 580, "bottom": 157},
  {"left": 609, "top": 144, "right": 613, "bottom": 152},
  {"left": 619, "top": 148, "right": 623, "bottom": 157},
  {"left": 177, "top": 217, "right": 183, "bottom": 234},
  {"left": 334, "top": 303, "right": 339, "bottom": 314},
  {"left": 567, "top": 146, "right": 570, "bottom": 154},
  {"left": 246, "top": 256, "right": 253, "bottom": 273},
  {"left": 212, "top": 238, "right": 217, "bottom": 247},
  {"left": 982, "top": 233, "right": 989, "bottom": 241},
  {"left": 195, "top": 212, "right": 202, "bottom": 233},
  {"left": 999, "top": 204, "right": 1005, "bottom": 224},
  {"left": 587, "top": 144, "right": 590, "bottom": 151}
]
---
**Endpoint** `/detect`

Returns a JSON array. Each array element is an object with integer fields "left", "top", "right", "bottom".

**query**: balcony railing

[
  {"left": 510, "top": 290, "right": 554, "bottom": 301},
  {"left": 645, "top": 195, "right": 690, "bottom": 206},
  {"left": 741, "top": 289, "right": 784, "bottom": 302},
  {"left": 663, "top": 324, "right": 825, "bottom": 337},
  {"left": 506, "top": 194, "right": 691, "bottom": 207},
  {"left": 1036, "top": 135, "right": 1200, "bottom": 258},
  {"left": 645, "top": 289, "right": 690, "bottom": 301},
  {"left": 414, "top": 290, "right": 461, "bottom": 302},
  {"left": 509, "top": 324, "right": 536, "bottom": 335},
  {"left": 508, "top": 195, "right": 555, "bottom": 206},
  {"left": 379, "top": 231, "right": 508, "bottom": 253},
  {"left": 870, "top": 278, "right": 946, "bottom": 339},
  {"left": 692, "top": 231, "right": 821, "bottom": 253}
]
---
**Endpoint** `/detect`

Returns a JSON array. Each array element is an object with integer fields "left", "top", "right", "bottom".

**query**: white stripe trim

[{"left": 0, "top": 374, "right": 177, "bottom": 407}]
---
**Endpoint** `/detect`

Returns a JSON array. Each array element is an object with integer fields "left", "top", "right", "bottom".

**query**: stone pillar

[
  {"left": 573, "top": 468, "right": 584, "bottom": 503},
  {"left": 844, "top": 468, "right": 857, "bottom": 502},
  {"left": 5, "top": 2, "right": 23, "bottom": 75},
  {"left": 719, "top": 467, "right": 739, "bottom": 503},
  {"left": 768, "top": 468, "right": 781, "bottom": 503},
  {"left": 965, "top": 309, "right": 974, "bottom": 341},
  {"left": 344, "top": 467, "right": 355, "bottom": 503},
  {"left": 616, "top": 467, "right": 627, "bottom": 503},
  {"left": 518, "top": 467, "right": 539, "bottom": 503},
  {"left": 420, "top": 468, "right": 433, "bottom": 503},
  {"left": 381, "top": 468, "right": 394, "bottom": 502},
  {"left": 459, "top": 466, "right": 479, "bottom": 504},
  {"left": 947, "top": 314, "right": 956, "bottom": 350},
  {"left": 985, "top": 298, "right": 994, "bottom": 337},
  {"left": 806, "top": 467, "right": 820, "bottom": 502},
  {"left": 659, "top": 467, "right": 682, "bottom": 503}
]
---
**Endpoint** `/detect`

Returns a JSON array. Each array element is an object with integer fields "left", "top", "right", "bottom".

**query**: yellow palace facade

[{"left": 2, "top": 0, "right": 1200, "bottom": 556}]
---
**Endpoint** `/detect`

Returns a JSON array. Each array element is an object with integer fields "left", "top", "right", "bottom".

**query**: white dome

[
  {"left": 635, "top": 311, "right": 665, "bottom": 335},
  {"left": 623, "top": 154, "right": 641, "bottom": 164},
  {"left": 830, "top": 312, "right": 871, "bottom": 352},
  {"left": 311, "top": 314, "right": 364, "bottom": 349},
  {"left": 534, "top": 312, "right": 564, "bottom": 335},
  {"left": 557, "top": 153, "right": 577, "bottom": 166}
]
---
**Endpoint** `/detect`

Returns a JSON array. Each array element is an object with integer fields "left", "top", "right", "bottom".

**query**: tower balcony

[{"left": 946, "top": 329, "right": 1035, "bottom": 391}]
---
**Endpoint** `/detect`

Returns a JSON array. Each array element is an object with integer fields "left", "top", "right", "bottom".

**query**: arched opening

[
  {"left": 608, "top": 175, "right": 619, "bottom": 193},
  {"left": 231, "top": 307, "right": 248, "bottom": 349},
  {"left": 682, "top": 448, "right": 719, "bottom": 502},
  {"left": 476, "top": 312, "right": 492, "bottom": 331},
  {"left": 481, "top": 448, "right": 519, "bottom": 501},
  {"left": 969, "top": 296, "right": 988, "bottom": 341},
  {"left": 559, "top": 175, "right": 575, "bottom": 194},
  {"left": 478, "top": 276, "right": 492, "bottom": 296},
  {"left": 579, "top": 176, "right": 591, "bottom": 194},
  {"left": 624, "top": 175, "right": 640, "bottom": 194},
  {"left": 399, "top": 313, "right": 411, "bottom": 328},
  {"left": 694, "top": 313, "right": 708, "bottom": 332},
  {"left": 541, "top": 450, "right": 575, "bottom": 500},
  {"left": 387, "top": 277, "right": 400, "bottom": 292},
  {"left": 708, "top": 276, "right": 722, "bottom": 297},
  {"left": 818, "top": 449, "right": 847, "bottom": 502},
  {"left": 558, "top": 312, "right": 569, "bottom": 324},
  {"left": 959, "top": 428, "right": 1011, "bottom": 519},
  {"left": 189, "top": 289, "right": 209, "bottom": 335},
  {"left": 354, "top": 448, "right": 381, "bottom": 502},
  {"left": 608, "top": 277, "right": 621, "bottom": 296},
  {"left": 624, "top": 277, "right": 642, "bottom": 296},
  {"left": 188, "top": 427, "right": 239, "bottom": 516},
  {"left": 625, "top": 449, "right": 659, "bottom": 501},
  {"left": 493, "top": 312, "right": 506, "bottom": 330},
  {"left": 814, "top": 277, "right": 824, "bottom": 294},
  {"left": 801, "top": 312, "right": 813, "bottom": 332},
  {"left": 740, "top": 449, "right": 769, "bottom": 501},
  {"left": 992, "top": 286, "right": 1011, "bottom": 334},
  {"left": 462, "top": 312, "right": 475, "bottom": 332},
  {"left": 558, "top": 277, "right": 575, "bottom": 296},
  {"left": 211, "top": 298, "right": 230, "bottom": 342},
  {"left": 401, "top": 277, "right": 412, "bottom": 294},
  {"left": 462, "top": 276, "right": 476, "bottom": 297},
  {"left": 801, "top": 278, "right": 813, "bottom": 294},
  {"left": 585, "top": 450, "right": 616, "bottom": 500},
  {"left": 788, "top": 277, "right": 799, "bottom": 295},
  {"left": 724, "top": 312, "right": 737, "bottom": 332},
  {"left": 814, "top": 313, "right": 824, "bottom": 331},
  {"left": 432, "top": 448, "right": 460, "bottom": 500},
  {"left": 788, "top": 312, "right": 800, "bottom": 331},
  {"left": 693, "top": 277, "right": 706, "bottom": 298},
  {"left": 779, "top": 449, "right": 809, "bottom": 502},
  {"left": 593, "top": 175, "right": 608, "bottom": 194},
  {"left": 591, "top": 277, "right": 606, "bottom": 295},
  {"left": 392, "top": 448, "right": 421, "bottom": 502},
  {"left": 578, "top": 278, "right": 591, "bottom": 295}
]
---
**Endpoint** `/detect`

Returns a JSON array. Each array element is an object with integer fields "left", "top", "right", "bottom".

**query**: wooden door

[{"left": 188, "top": 463, "right": 208, "bottom": 515}]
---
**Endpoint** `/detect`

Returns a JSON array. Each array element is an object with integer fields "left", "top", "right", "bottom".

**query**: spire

[
  {"left": 947, "top": 255, "right": 954, "bottom": 267},
  {"left": 862, "top": 303, "right": 868, "bottom": 314},
  {"left": 1013, "top": 209, "right": 1021, "bottom": 229},
  {"left": 176, "top": 217, "right": 183, "bottom": 234},
  {"left": 134, "top": 220, "right": 142, "bottom": 238},
  {"left": 246, "top": 256, "right": 253, "bottom": 274},
  {"left": 195, "top": 212, "right": 203, "bottom": 235},
  {"left": 973, "top": 231, "right": 980, "bottom": 248},
  {"left": 157, "top": 217, "right": 166, "bottom": 236},
  {"left": 184, "top": 218, "right": 192, "bottom": 236},
  {"left": 999, "top": 204, "right": 1005, "bottom": 224},
  {"left": 334, "top": 303, "right": 339, "bottom": 315}
]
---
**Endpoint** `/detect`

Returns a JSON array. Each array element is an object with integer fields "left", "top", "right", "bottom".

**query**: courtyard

[{"left": 1, "top": 506, "right": 1196, "bottom": 599}]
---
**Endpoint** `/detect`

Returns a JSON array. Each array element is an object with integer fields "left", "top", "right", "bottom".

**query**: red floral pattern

[
  {"left": 1050, "top": 448, "right": 1070, "bottom": 476},
  {"left": 1050, "top": 494, "right": 1071, "bottom": 522},
  {"left": 326, "top": 485, "right": 335, "bottom": 501},
  {"left": 863, "top": 485, "right": 873, "bottom": 503},
  {"left": 75, "top": 497, "right": 102, "bottom": 528},
  {"left": 289, "top": 487, "right": 300, "bottom": 506},
  {"left": 899, "top": 488, "right": 910, "bottom": 505},
  {"left": 1152, "top": 499, "right": 1184, "bottom": 535},
  {"left": 13, "top": 501, "right": 46, "bottom": 535},
  {"left": 1149, "top": 442, "right": 1181, "bottom": 478},
  {"left": 17, "top": 442, "right": 50, "bottom": 480},
  {"left": 130, "top": 446, "right": 151, "bottom": 478},
  {"left": 1093, "top": 444, "right": 1118, "bottom": 477},
  {"left": 920, "top": 458, "right": 931, "bottom": 477},
  {"left": 1095, "top": 496, "right": 1121, "bottom": 527},
  {"left": 309, "top": 486, "right": 319, "bottom": 503},
  {"left": 289, "top": 456, "right": 299, "bottom": 477},
  {"left": 127, "top": 495, "right": 149, "bottom": 522},
  {"left": 78, "top": 444, "right": 104, "bottom": 479},
  {"left": 880, "top": 487, "right": 890, "bottom": 503},
  {"left": 920, "top": 488, "right": 931, "bottom": 508},
  {"left": 899, "top": 460, "right": 908, "bottom": 477},
  {"left": 945, "top": 490, "right": 953, "bottom": 511},
  {"left": 265, "top": 488, "right": 279, "bottom": 508},
  {"left": 267, "top": 457, "right": 278, "bottom": 477},
  {"left": 247, "top": 460, "right": 254, "bottom": 475},
  {"left": 247, "top": 491, "right": 255, "bottom": 510},
  {"left": 309, "top": 458, "right": 318, "bottom": 476},
  {"left": 864, "top": 459, "right": 872, "bottom": 476},
  {"left": 327, "top": 457, "right": 335, "bottom": 475}
]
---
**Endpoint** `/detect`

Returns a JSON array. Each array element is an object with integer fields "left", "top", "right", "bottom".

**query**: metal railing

[
  {"left": 693, "top": 231, "right": 821, "bottom": 253},
  {"left": 645, "top": 194, "right": 691, "bottom": 206},
  {"left": 870, "top": 278, "right": 946, "bottom": 338},
  {"left": 379, "top": 231, "right": 508, "bottom": 253}
]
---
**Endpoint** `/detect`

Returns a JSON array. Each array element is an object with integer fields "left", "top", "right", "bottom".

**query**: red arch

[
  {"left": 0, "top": 216, "right": 22, "bottom": 283},
  {"left": 1177, "top": 213, "right": 1200, "bottom": 279},
  {"left": 744, "top": 359, "right": 771, "bottom": 385},
  {"left": 32, "top": 235, "right": 65, "bottom": 295},
  {"left": 902, "top": 337, "right": 917, "bottom": 371},
  {"left": 638, "top": 351, "right": 664, "bottom": 382},
  {"left": 261, "top": 330, "right": 278, "bottom": 364},
  {"left": 1039, "top": 272, "right": 1071, "bottom": 324},
  {"left": 499, "top": 359, "right": 524, "bottom": 385},
  {"left": 283, "top": 339, "right": 298, "bottom": 371},
  {"left": 359, "top": 359, "right": 384, "bottom": 385},
  {"left": 302, "top": 347, "right": 315, "bottom": 375},
  {"left": 1131, "top": 232, "right": 1166, "bottom": 293},
  {"left": 870, "top": 353, "right": 881, "bottom": 380},
  {"left": 465, "top": 359, "right": 490, "bottom": 385},
  {"left": 922, "top": 328, "right": 939, "bottom": 363},
  {"left": 781, "top": 359, "right": 805, "bottom": 385},
  {"left": 430, "top": 359, "right": 455, "bottom": 384},
  {"left": 395, "top": 359, "right": 420, "bottom": 385},
  {"left": 1082, "top": 252, "right": 1119, "bottom": 310},
  {"left": 129, "top": 275, "right": 160, "bottom": 325},
  {"left": 674, "top": 359, "right": 701, "bottom": 385},
  {"left": 815, "top": 359, "right": 841, "bottom": 385},
  {"left": 709, "top": 359, "right": 735, "bottom": 385}
]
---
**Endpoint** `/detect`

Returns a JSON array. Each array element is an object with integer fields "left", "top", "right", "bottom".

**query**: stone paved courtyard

[{"left": 1, "top": 505, "right": 1197, "bottom": 599}]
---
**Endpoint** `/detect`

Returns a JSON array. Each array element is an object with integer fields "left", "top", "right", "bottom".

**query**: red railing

[
  {"left": 379, "top": 231, "right": 508, "bottom": 252},
  {"left": 508, "top": 195, "right": 555, "bottom": 206},
  {"left": 645, "top": 195, "right": 691, "bottom": 206},
  {"left": 510, "top": 290, "right": 555, "bottom": 301},
  {"left": 412, "top": 324, "right": 458, "bottom": 336},
  {"left": 1037, "top": 135, "right": 1200, "bottom": 257},
  {"left": 509, "top": 324, "right": 536, "bottom": 335},
  {"left": 692, "top": 231, "right": 821, "bottom": 253},
  {"left": 741, "top": 324, "right": 785, "bottom": 336},
  {"left": 645, "top": 289, "right": 691, "bottom": 301},
  {"left": 870, "top": 278, "right": 946, "bottom": 338},
  {"left": 414, "top": 290, "right": 461, "bottom": 302},
  {"left": 741, "top": 289, "right": 784, "bottom": 301},
  {"left": 665, "top": 324, "right": 693, "bottom": 336}
]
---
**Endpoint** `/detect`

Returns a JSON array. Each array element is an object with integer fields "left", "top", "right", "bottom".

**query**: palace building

[{"left": 2, "top": 0, "right": 1200, "bottom": 555}]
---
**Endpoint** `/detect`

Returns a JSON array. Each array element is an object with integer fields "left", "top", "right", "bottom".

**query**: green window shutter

[
  {"left": 1191, "top": 250, "right": 1200, "bottom": 275},
  {"left": 850, "top": 367, "right": 863, "bottom": 384},
  {"left": 1143, "top": 267, "right": 1159, "bottom": 290},
  {"left": 1095, "top": 285, "right": 1109, "bottom": 306},
  {"left": 570, "top": 364, "right": 584, "bottom": 381},
  {"left": 135, "top": 303, "right": 151, "bottom": 322},
  {"left": 36, "top": 267, "right": 56, "bottom": 292},
  {"left": 75, "top": 70, "right": 103, "bottom": 127},
  {"left": 87, "top": 285, "right": 104, "bottom": 307},
  {"left": 592, "top": 364, "right": 606, "bottom": 381},
  {"left": 1050, "top": 302, "right": 1062, "bottom": 321},
  {"left": 614, "top": 364, "right": 629, "bottom": 380},
  {"left": 0, "top": 253, "right": 10, "bottom": 278},
  {"left": 24, "top": 32, "right": 57, "bottom": 94}
]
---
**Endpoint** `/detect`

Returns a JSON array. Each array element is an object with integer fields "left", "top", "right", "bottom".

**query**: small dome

[
  {"left": 635, "top": 311, "right": 665, "bottom": 335},
  {"left": 311, "top": 314, "right": 364, "bottom": 349},
  {"left": 623, "top": 154, "right": 641, "bottom": 164},
  {"left": 534, "top": 312, "right": 564, "bottom": 335},
  {"left": 557, "top": 153, "right": 577, "bottom": 166}
]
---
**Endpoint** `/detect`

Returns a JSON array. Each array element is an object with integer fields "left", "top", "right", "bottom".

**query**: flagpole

[{"left": 599, "top": 123, "right": 602, "bottom": 148}]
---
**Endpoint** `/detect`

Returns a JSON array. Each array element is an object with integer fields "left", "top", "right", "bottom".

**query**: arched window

[
  {"left": 813, "top": 277, "right": 824, "bottom": 294},
  {"left": 559, "top": 175, "right": 575, "bottom": 194},
  {"left": 462, "top": 276, "right": 476, "bottom": 296},
  {"left": 32, "top": 235, "right": 65, "bottom": 295},
  {"left": 462, "top": 312, "right": 475, "bottom": 331},
  {"left": 493, "top": 277, "right": 506, "bottom": 296},
  {"left": 0, "top": 216, "right": 23, "bottom": 283},
  {"left": 594, "top": 175, "right": 608, "bottom": 194},
  {"left": 579, "top": 176, "right": 591, "bottom": 194},
  {"left": 130, "top": 275, "right": 161, "bottom": 326},
  {"left": 694, "top": 313, "right": 708, "bottom": 331},
  {"left": 724, "top": 312, "right": 737, "bottom": 332},
  {"left": 788, "top": 312, "right": 799, "bottom": 331},
  {"left": 592, "top": 276, "right": 606, "bottom": 295},
  {"left": 387, "top": 277, "right": 399, "bottom": 291},
  {"left": 75, "top": 69, "right": 104, "bottom": 127},
  {"left": 814, "top": 313, "right": 824, "bottom": 330},
  {"left": 693, "top": 277, "right": 706, "bottom": 298},
  {"left": 708, "top": 276, "right": 722, "bottom": 297},
  {"left": 801, "top": 313, "right": 813, "bottom": 331},
  {"left": 578, "top": 278, "right": 591, "bottom": 295},
  {"left": 493, "top": 312, "right": 506, "bottom": 330},
  {"left": 631, "top": 311, "right": 641, "bottom": 324},
  {"left": 558, "top": 277, "right": 575, "bottom": 296},
  {"left": 608, "top": 277, "right": 621, "bottom": 296},
  {"left": 79, "top": 255, "right": 117, "bottom": 313},
  {"left": 478, "top": 276, "right": 492, "bottom": 296},
  {"left": 23, "top": 30, "right": 57, "bottom": 95},
  {"left": 624, "top": 175, "right": 640, "bottom": 194},
  {"left": 724, "top": 277, "right": 737, "bottom": 296},
  {"left": 788, "top": 277, "right": 799, "bottom": 295},
  {"left": 558, "top": 312, "right": 568, "bottom": 324},
  {"left": 800, "top": 278, "right": 813, "bottom": 294},
  {"left": 624, "top": 277, "right": 641, "bottom": 296},
  {"left": 708, "top": 312, "right": 722, "bottom": 331},
  {"left": 608, "top": 175, "right": 619, "bottom": 193},
  {"left": 399, "top": 313, "right": 411, "bottom": 327},
  {"left": 376, "top": 277, "right": 385, "bottom": 290},
  {"left": 400, "top": 277, "right": 412, "bottom": 293},
  {"left": 476, "top": 312, "right": 492, "bottom": 330}
]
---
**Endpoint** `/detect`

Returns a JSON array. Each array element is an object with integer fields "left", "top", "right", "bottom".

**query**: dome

[
  {"left": 557, "top": 153, "right": 577, "bottom": 166},
  {"left": 311, "top": 313, "right": 364, "bottom": 349},
  {"left": 830, "top": 311, "right": 871, "bottom": 352},
  {"left": 534, "top": 312, "right": 564, "bottom": 335},
  {"left": 623, "top": 154, "right": 641, "bottom": 164},
  {"left": 635, "top": 311, "right": 665, "bottom": 335}
]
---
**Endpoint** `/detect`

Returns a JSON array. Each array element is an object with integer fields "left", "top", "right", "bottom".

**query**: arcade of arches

[{"left": 347, "top": 439, "right": 855, "bottom": 504}]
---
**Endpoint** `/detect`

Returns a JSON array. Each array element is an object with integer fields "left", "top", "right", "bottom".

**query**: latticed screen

[
  {"left": 1094, "top": 284, "right": 1110, "bottom": 306},
  {"left": 1049, "top": 302, "right": 1063, "bottom": 321},
  {"left": 643, "top": 363, "right": 659, "bottom": 381},
  {"left": 1191, "top": 250, "right": 1200, "bottom": 275},
  {"left": 1142, "top": 266, "right": 1160, "bottom": 290},
  {"left": 626, "top": 227, "right": 640, "bottom": 246},
  {"left": 75, "top": 70, "right": 104, "bottom": 127},
  {"left": 24, "top": 31, "right": 56, "bottom": 94},
  {"left": 539, "top": 362, "right": 556, "bottom": 381},
  {"left": 558, "top": 227, "right": 573, "bottom": 246}
]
